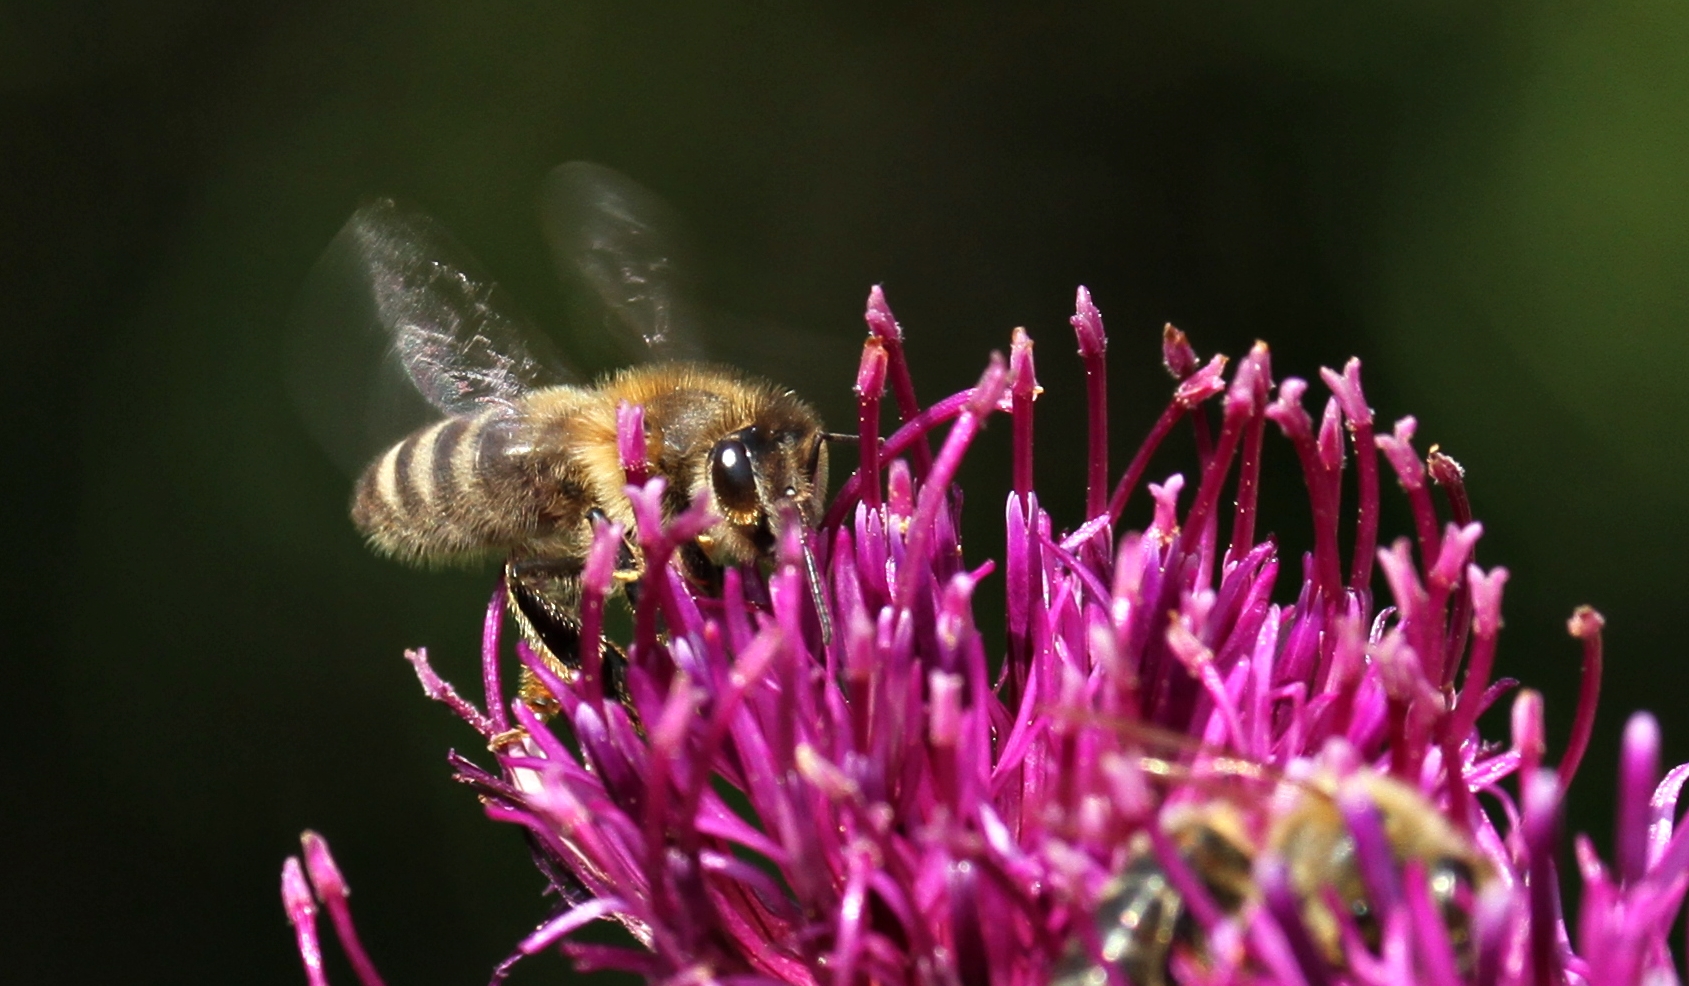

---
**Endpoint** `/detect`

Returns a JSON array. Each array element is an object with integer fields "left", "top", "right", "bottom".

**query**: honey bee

[
  {"left": 295, "top": 163, "right": 839, "bottom": 709},
  {"left": 1268, "top": 768, "right": 1487, "bottom": 966},
  {"left": 1055, "top": 803, "right": 1255, "bottom": 986},
  {"left": 1055, "top": 768, "right": 1490, "bottom": 986}
]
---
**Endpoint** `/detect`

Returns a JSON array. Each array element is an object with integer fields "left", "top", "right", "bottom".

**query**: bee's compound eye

[{"left": 710, "top": 438, "right": 758, "bottom": 517}]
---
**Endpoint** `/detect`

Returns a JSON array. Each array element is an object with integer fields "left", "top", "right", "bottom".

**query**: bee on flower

[{"left": 285, "top": 181, "right": 1689, "bottom": 986}]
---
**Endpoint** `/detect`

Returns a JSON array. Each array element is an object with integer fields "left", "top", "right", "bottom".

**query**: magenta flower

[{"left": 284, "top": 286, "right": 1689, "bottom": 986}]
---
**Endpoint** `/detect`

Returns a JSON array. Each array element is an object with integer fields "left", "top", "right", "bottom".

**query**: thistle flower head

[{"left": 286, "top": 288, "right": 1689, "bottom": 986}]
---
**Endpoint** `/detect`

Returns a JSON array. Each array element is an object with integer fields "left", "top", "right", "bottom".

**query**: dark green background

[{"left": 7, "top": 3, "right": 1688, "bottom": 983}]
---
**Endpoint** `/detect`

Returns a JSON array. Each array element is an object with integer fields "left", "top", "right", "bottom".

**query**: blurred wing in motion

[
  {"left": 542, "top": 161, "right": 705, "bottom": 363},
  {"left": 288, "top": 198, "right": 571, "bottom": 474}
]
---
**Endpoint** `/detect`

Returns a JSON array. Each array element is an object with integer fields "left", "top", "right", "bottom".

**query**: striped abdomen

[{"left": 351, "top": 411, "right": 540, "bottom": 562}]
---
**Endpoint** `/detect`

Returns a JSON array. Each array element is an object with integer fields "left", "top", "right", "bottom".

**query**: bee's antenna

[{"left": 820, "top": 431, "right": 861, "bottom": 445}]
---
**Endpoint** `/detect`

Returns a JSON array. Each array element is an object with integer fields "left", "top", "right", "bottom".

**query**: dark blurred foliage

[{"left": 4, "top": 2, "right": 1688, "bottom": 984}]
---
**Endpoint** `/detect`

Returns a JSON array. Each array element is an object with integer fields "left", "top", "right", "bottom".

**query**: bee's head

[{"left": 700, "top": 420, "right": 828, "bottom": 562}]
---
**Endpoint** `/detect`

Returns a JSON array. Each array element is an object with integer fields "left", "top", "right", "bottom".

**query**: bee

[
  {"left": 1268, "top": 768, "right": 1487, "bottom": 967},
  {"left": 1055, "top": 768, "right": 1490, "bottom": 986},
  {"left": 295, "top": 163, "right": 839, "bottom": 711},
  {"left": 1054, "top": 803, "right": 1256, "bottom": 986}
]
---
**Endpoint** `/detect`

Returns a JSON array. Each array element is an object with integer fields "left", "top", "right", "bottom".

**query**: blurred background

[{"left": 6, "top": 2, "right": 1689, "bottom": 983}]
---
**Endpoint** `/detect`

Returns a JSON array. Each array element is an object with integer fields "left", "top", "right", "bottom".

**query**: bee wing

[
  {"left": 346, "top": 198, "right": 573, "bottom": 411},
  {"left": 289, "top": 198, "right": 573, "bottom": 475},
  {"left": 541, "top": 161, "right": 706, "bottom": 363}
]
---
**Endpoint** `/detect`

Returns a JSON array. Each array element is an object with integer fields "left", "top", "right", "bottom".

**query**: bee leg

[
  {"left": 675, "top": 540, "right": 725, "bottom": 596},
  {"left": 584, "top": 508, "right": 645, "bottom": 606},
  {"left": 504, "top": 558, "right": 632, "bottom": 717},
  {"left": 523, "top": 829, "right": 593, "bottom": 909},
  {"left": 504, "top": 559, "right": 580, "bottom": 717},
  {"left": 801, "top": 537, "right": 834, "bottom": 646}
]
